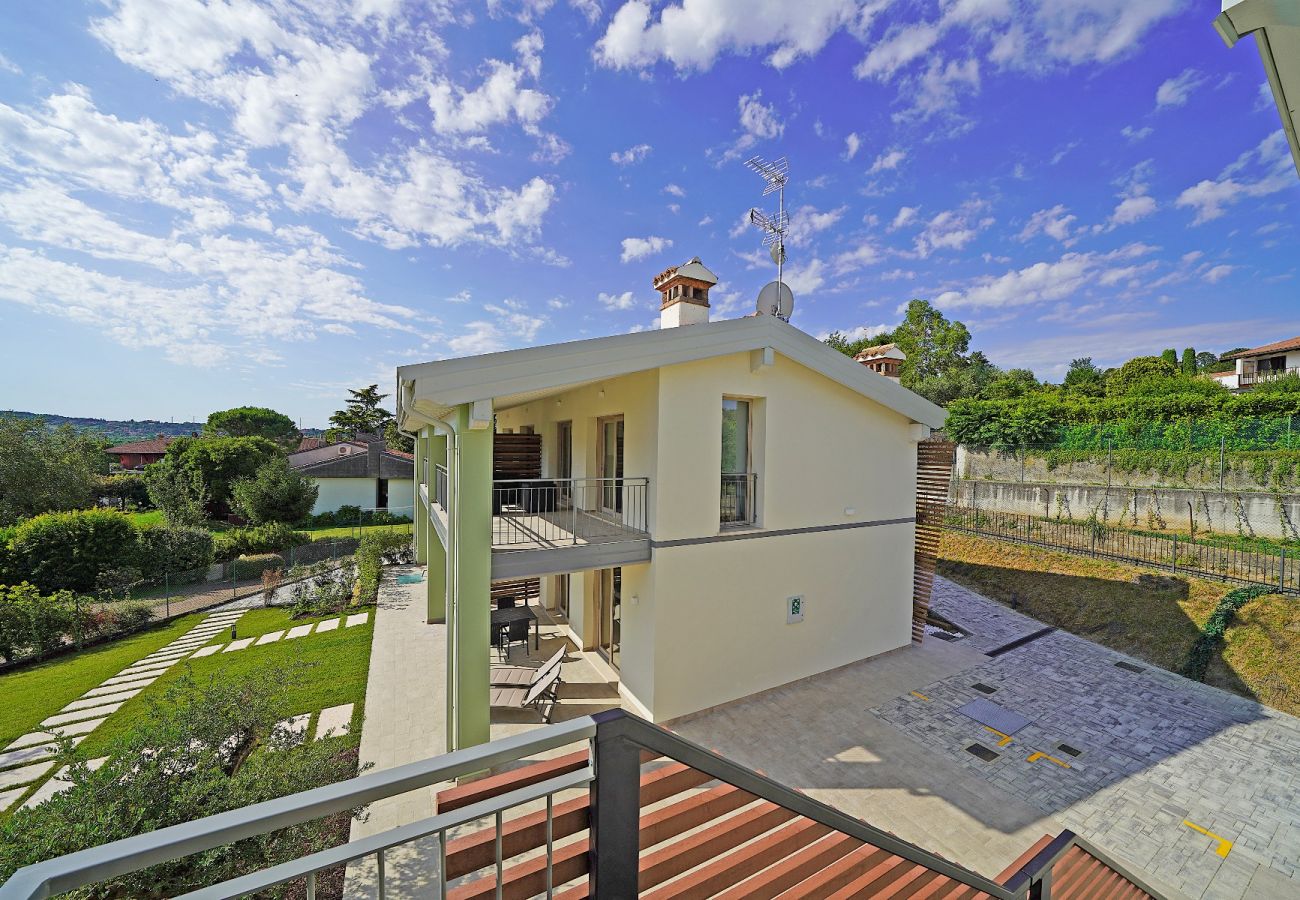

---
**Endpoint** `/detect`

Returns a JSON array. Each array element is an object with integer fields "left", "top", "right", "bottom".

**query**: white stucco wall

[
  {"left": 493, "top": 348, "right": 920, "bottom": 722},
  {"left": 311, "top": 477, "right": 378, "bottom": 514},
  {"left": 388, "top": 479, "right": 415, "bottom": 517}
]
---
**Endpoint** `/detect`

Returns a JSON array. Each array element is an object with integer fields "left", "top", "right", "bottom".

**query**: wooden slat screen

[
  {"left": 912, "top": 439, "right": 956, "bottom": 644},
  {"left": 491, "top": 577, "right": 541, "bottom": 605},
  {"left": 493, "top": 433, "right": 542, "bottom": 480}
]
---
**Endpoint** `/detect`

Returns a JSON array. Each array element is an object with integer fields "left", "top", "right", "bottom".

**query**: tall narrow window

[{"left": 721, "top": 399, "right": 754, "bottom": 524}]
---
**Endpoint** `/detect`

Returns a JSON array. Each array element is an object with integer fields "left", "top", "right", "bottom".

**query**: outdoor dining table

[{"left": 490, "top": 604, "right": 540, "bottom": 650}]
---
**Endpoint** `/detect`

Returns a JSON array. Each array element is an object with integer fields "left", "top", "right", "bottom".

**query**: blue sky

[{"left": 0, "top": 0, "right": 1296, "bottom": 427}]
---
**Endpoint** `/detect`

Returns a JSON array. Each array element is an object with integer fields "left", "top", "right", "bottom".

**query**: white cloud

[
  {"left": 1121, "top": 124, "right": 1153, "bottom": 142},
  {"left": 822, "top": 323, "right": 892, "bottom": 343},
  {"left": 1155, "top": 68, "right": 1206, "bottom": 109},
  {"left": 599, "top": 290, "right": 639, "bottom": 310},
  {"left": 889, "top": 206, "right": 919, "bottom": 230},
  {"left": 786, "top": 204, "right": 845, "bottom": 247},
  {"left": 832, "top": 240, "right": 881, "bottom": 273},
  {"left": 1018, "top": 204, "right": 1078, "bottom": 243},
  {"left": 914, "top": 201, "right": 993, "bottom": 257},
  {"left": 856, "top": 23, "right": 942, "bottom": 80},
  {"left": 933, "top": 244, "right": 1158, "bottom": 310},
  {"left": 782, "top": 258, "right": 826, "bottom": 295},
  {"left": 843, "top": 132, "right": 860, "bottom": 161},
  {"left": 1203, "top": 264, "right": 1234, "bottom": 284},
  {"left": 595, "top": 0, "right": 864, "bottom": 71},
  {"left": 867, "top": 148, "right": 906, "bottom": 174},
  {"left": 1176, "top": 131, "right": 1295, "bottom": 224},
  {"left": 427, "top": 34, "right": 553, "bottom": 134},
  {"left": 1109, "top": 194, "right": 1157, "bottom": 226},
  {"left": 0, "top": 53, "right": 22, "bottom": 75},
  {"left": 737, "top": 90, "right": 783, "bottom": 140},
  {"left": 663, "top": 182, "right": 686, "bottom": 197},
  {"left": 610, "top": 143, "right": 651, "bottom": 166},
  {"left": 620, "top": 235, "right": 673, "bottom": 263}
]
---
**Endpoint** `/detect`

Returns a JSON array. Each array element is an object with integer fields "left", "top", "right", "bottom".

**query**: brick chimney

[{"left": 654, "top": 257, "right": 718, "bottom": 328}]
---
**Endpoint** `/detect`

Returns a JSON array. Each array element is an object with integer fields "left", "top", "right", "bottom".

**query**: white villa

[
  {"left": 396, "top": 258, "right": 947, "bottom": 751},
  {"left": 1210, "top": 336, "right": 1300, "bottom": 390}
]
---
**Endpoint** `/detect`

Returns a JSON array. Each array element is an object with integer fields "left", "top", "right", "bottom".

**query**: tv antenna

[{"left": 745, "top": 156, "right": 791, "bottom": 320}]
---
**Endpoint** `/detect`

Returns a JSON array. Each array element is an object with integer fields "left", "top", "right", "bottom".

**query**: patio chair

[
  {"left": 491, "top": 647, "right": 564, "bottom": 687},
  {"left": 490, "top": 665, "right": 561, "bottom": 723},
  {"left": 496, "top": 594, "right": 518, "bottom": 609},
  {"left": 497, "top": 617, "right": 531, "bottom": 660}
]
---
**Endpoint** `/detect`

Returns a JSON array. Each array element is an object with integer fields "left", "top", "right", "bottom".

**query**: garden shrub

[
  {"left": 0, "top": 667, "right": 365, "bottom": 895},
  {"left": 230, "top": 553, "right": 285, "bottom": 581},
  {"left": 289, "top": 563, "right": 358, "bottom": 618},
  {"left": 299, "top": 506, "right": 411, "bottom": 529},
  {"left": 354, "top": 531, "right": 411, "bottom": 605},
  {"left": 0, "top": 583, "right": 74, "bottom": 661},
  {"left": 213, "top": 522, "right": 310, "bottom": 561},
  {"left": 7, "top": 509, "right": 139, "bottom": 593},
  {"left": 1180, "top": 584, "right": 1273, "bottom": 682},
  {"left": 136, "top": 526, "right": 216, "bottom": 581}
]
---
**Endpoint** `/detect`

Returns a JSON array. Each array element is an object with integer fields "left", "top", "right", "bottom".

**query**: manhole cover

[
  {"left": 972, "top": 683, "right": 998, "bottom": 694},
  {"left": 1057, "top": 743, "right": 1083, "bottom": 758},
  {"left": 966, "top": 744, "right": 999, "bottom": 762},
  {"left": 1114, "top": 661, "right": 1144, "bottom": 674}
]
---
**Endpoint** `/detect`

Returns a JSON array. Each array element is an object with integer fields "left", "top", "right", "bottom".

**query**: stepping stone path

[
  {"left": 20, "top": 757, "right": 109, "bottom": 810},
  {"left": 346, "top": 613, "right": 369, "bottom": 627},
  {"left": 314, "top": 704, "right": 354, "bottom": 739},
  {"left": 271, "top": 714, "right": 311, "bottom": 749},
  {"left": 222, "top": 638, "right": 255, "bottom": 653},
  {"left": 191, "top": 645, "right": 222, "bottom": 658},
  {"left": 202, "top": 613, "right": 366, "bottom": 654},
  {"left": 284, "top": 624, "right": 313, "bottom": 640},
  {"left": 255, "top": 630, "right": 284, "bottom": 645},
  {"left": 0, "top": 609, "right": 247, "bottom": 811}
]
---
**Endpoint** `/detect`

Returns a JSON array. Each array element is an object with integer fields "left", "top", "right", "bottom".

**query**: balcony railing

[
  {"left": 1240, "top": 366, "right": 1300, "bottom": 387},
  {"left": 433, "top": 463, "right": 448, "bottom": 508},
  {"left": 491, "top": 476, "right": 648, "bottom": 549},
  {"left": 721, "top": 472, "right": 758, "bottom": 526},
  {"left": 0, "top": 710, "right": 1164, "bottom": 900}
]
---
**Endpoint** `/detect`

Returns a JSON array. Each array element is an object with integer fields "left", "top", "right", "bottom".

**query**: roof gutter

[{"left": 1215, "top": 0, "right": 1300, "bottom": 178}]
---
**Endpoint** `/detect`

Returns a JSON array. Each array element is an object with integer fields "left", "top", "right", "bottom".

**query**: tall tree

[
  {"left": 231, "top": 458, "right": 318, "bottom": 525},
  {"left": 1160, "top": 348, "right": 1178, "bottom": 368},
  {"left": 0, "top": 416, "right": 109, "bottom": 525},
  {"left": 205, "top": 407, "right": 301, "bottom": 449},
  {"left": 1107, "top": 355, "right": 1177, "bottom": 396},
  {"left": 150, "top": 436, "right": 280, "bottom": 516},
  {"left": 892, "top": 299, "right": 972, "bottom": 383},
  {"left": 326, "top": 385, "right": 395, "bottom": 442},
  {"left": 1180, "top": 347, "right": 1197, "bottom": 375},
  {"left": 1194, "top": 351, "right": 1220, "bottom": 373},
  {"left": 1062, "top": 358, "right": 1106, "bottom": 397}
]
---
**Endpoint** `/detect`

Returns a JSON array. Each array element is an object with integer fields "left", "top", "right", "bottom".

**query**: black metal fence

[{"left": 946, "top": 504, "right": 1299, "bottom": 595}]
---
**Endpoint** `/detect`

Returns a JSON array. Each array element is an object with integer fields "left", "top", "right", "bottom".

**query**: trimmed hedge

[
  {"left": 230, "top": 553, "right": 285, "bottom": 581},
  {"left": 213, "top": 523, "right": 310, "bottom": 561},
  {"left": 1180, "top": 584, "right": 1273, "bottom": 682},
  {"left": 355, "top": 531, "right": 412, "bottom": 604},
  {"left": 299, "top": 506, "right": 412, "bottom": 528},
  {"left": 0, "top": 583, "right": 154, "bottom": 664},
  {"left": 136, "top": 527, "right": 215, "bottom": 583}
]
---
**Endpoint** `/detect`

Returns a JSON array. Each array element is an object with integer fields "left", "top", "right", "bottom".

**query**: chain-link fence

[{"left": 946, "top": 504, "right": 1299, "bottom": 595}]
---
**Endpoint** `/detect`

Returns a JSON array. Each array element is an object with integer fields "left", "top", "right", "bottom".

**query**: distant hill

[{"left": 2, "top": 411, "right": 322, "bottom": 444}]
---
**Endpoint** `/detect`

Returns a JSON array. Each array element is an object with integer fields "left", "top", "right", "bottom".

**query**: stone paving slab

[
  {"left": 119, "top": 660, "right": 175, "bottom": 676},
  {"left": 84, "top": 676, "right": 157, "bottom": 698},
  {"left": 0, "top": 760, "right": 55, "bottom": 789},
  {"left": 271, "top": 714, "right": 310, "bottom": 748},
  {"left": 64, "top": 688, "right": 142, "bottom": 712},
  {"left": 0, "top": 787, "right": 23, "bottom": 812},
  {"left": 102, "top": 671, "right": 156, "bottom": 687},
  {"left": 43, "top": 702, "right": 125, "bottom": 728},
  {"left": 20, "top": 757, "right": 109, "bottom": 810},
  {"left": 315, "top": 618, "right": 340, "bottom": 633},
  {"left": 139, "top": 650, "right": 190, "bottom": 661},
  {"left": 346, "top": 613, "right": 368, "bottom": 627},
  {"left": 880, "top": 577, "right": 1300, "bottom": 900},
  {"left": 191, "top": 644, "right": 222, "bottom": 658},
  {"left": 5, "top": 718, "right": 105, "bottom": 751},
  {"left": 0, "top": 743, "right": 60, "bottom": 770},
  {"left": 223, "top": 638, "right": 254, "bottom": 652},
  {"left": 255, "top": 630, "right": 284, "bottom": 645},
  {"left": 315, "top": 703, "right": 353, "bottom": 739},
  {"left": 285, "top": 624, "right": 313, "bottom": 639}
]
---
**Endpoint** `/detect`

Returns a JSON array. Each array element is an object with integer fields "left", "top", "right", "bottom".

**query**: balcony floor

[{"left": 490, "top": 508, "right": 650, "bottom": 579}]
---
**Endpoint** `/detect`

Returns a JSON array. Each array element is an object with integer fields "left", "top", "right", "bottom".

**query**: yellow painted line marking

[
  {"left": 1026, "top": 751, "right": 1072, "bottom": 769},
  {"left": 910, "top": 691, "right": 930, "bottom": 701},
  {"left": 984, "top": 726, "right": 1013, "bottom": 747},
  {"left": 1183, "top": 820, "right": 1233, "bottom": 858}
]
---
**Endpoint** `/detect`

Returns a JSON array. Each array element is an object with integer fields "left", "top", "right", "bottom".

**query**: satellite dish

[
  {"left": 756, "top": 281, "right": 794, "bottom": 321},
  {"left": 769, "top": 242, "right": 786, "bottom": 266}
]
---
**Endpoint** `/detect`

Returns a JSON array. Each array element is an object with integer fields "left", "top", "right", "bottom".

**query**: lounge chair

[
  {"left": 490, "top": 665, "right": 561, "bottom": 722},
  {"left": 491, "top": 648, "right": 564, "bottom": 687}
]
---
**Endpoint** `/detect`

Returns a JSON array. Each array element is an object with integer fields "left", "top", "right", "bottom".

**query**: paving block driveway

[{"left": 877, "top": 577, "right": 1300, "bottom": 900}]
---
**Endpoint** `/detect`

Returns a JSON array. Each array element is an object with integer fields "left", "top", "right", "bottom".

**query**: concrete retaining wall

[
  {"left": 951, "top": 479, "right": 1300, "bottom": 540},
  {"left": 955, "top": 446, "right": 1288, "bottom": 492}
]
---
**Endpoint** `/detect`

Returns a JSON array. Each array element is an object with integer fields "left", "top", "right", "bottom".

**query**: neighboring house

[
  {"left": 1210, "top": 336, "right": 1300, "bottom": 390},
  {"left": 105, "top": 436, "right": 173, "bottom": 470},
  {"left": 296, "top": 436, "right": 328, "bottom": 452},
  {"left": 396, "top": 258, "right": 947, "bottom": 751},
  {"left": 1216, "top": 0, "right": 1300, "bottom": 177},
  {"left": 287, "top": 436, "right": 414, "bottom": 516},
  {"left": 853, "top": 342, "right": 906, "bottom": 379}
]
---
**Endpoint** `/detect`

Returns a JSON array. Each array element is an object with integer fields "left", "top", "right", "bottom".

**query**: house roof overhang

[
  {"left": 1215, "top": 0, "right": 1300, "bottom": 178},
  {"left": 396, "top": 316, "right": 946, "bottom": 432}
]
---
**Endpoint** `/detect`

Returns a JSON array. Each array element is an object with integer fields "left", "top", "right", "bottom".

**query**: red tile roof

[
  {"left": 106, "top": 437, "right": 173, "bottom": 454},
  {"left": 1225, "top": 336, "right": 1300, "bottom": 359},
  {"left": 297, "top": 436, "right": 328, "bottom": 451},
  {"left": 385, "top": 448, "right": 414, "bottom": 460}
]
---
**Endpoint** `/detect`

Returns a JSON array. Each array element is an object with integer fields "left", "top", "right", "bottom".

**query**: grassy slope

[
  {"left": 0, "top": 614, "right": 205, "bottom": 747},
  {"left": 939, "top": 531, "right": 1299, "bottom": 716},
  {"left": 80, "top": 608, "right": 373, "bottom": 755}
]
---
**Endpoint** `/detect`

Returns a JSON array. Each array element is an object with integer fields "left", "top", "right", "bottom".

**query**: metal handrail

[
  {"left": 720, "top": 471, "right": 757, "bottom": 525},
  {"left": 1001, "top": 828, "right": 1166, "bottom": 899},
  {"left": 0, "top": 718, "right": 597, "bottom": 900},
  {"left": 492, "top": 476, "right": 649, "bottom": 548}
]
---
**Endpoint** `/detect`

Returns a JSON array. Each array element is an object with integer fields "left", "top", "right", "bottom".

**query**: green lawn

[
  {"left": 0, "top": 615, "right": 206, "bottom": 748},
  {"left": 299, "top": 523, "right": 412, "bottom": 541},
  {"left": 79, "top": 607, "right": 374, "bottom": 755},
  {"left": 124, "top": 509, "right": 166, "bottom": 529}
]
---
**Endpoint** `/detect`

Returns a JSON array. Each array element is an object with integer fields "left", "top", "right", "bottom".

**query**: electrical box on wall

[{"left": 786, "top": 595, "right": 804, "bottom": 624}]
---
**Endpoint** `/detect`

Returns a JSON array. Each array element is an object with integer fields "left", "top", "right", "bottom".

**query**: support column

[
  {"left": 413, "top": 429, "right": 428, "bottom": 565},
  {"left": 449, "top": 405, "right": 492, "bottom": 751},
  {"left": 426, "top": 431, "right": 448, "bottom": 625}
]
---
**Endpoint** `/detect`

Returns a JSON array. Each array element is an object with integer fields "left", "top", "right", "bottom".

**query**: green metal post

[
  {"left": 414, "top": 430, "right": 428, "bottom": 565},
  {"left": 449, "top": 407, "right": 492, "bottom": 751},
  {"left": 427, "top": 432, "right": 448, "bottom": 625}
]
